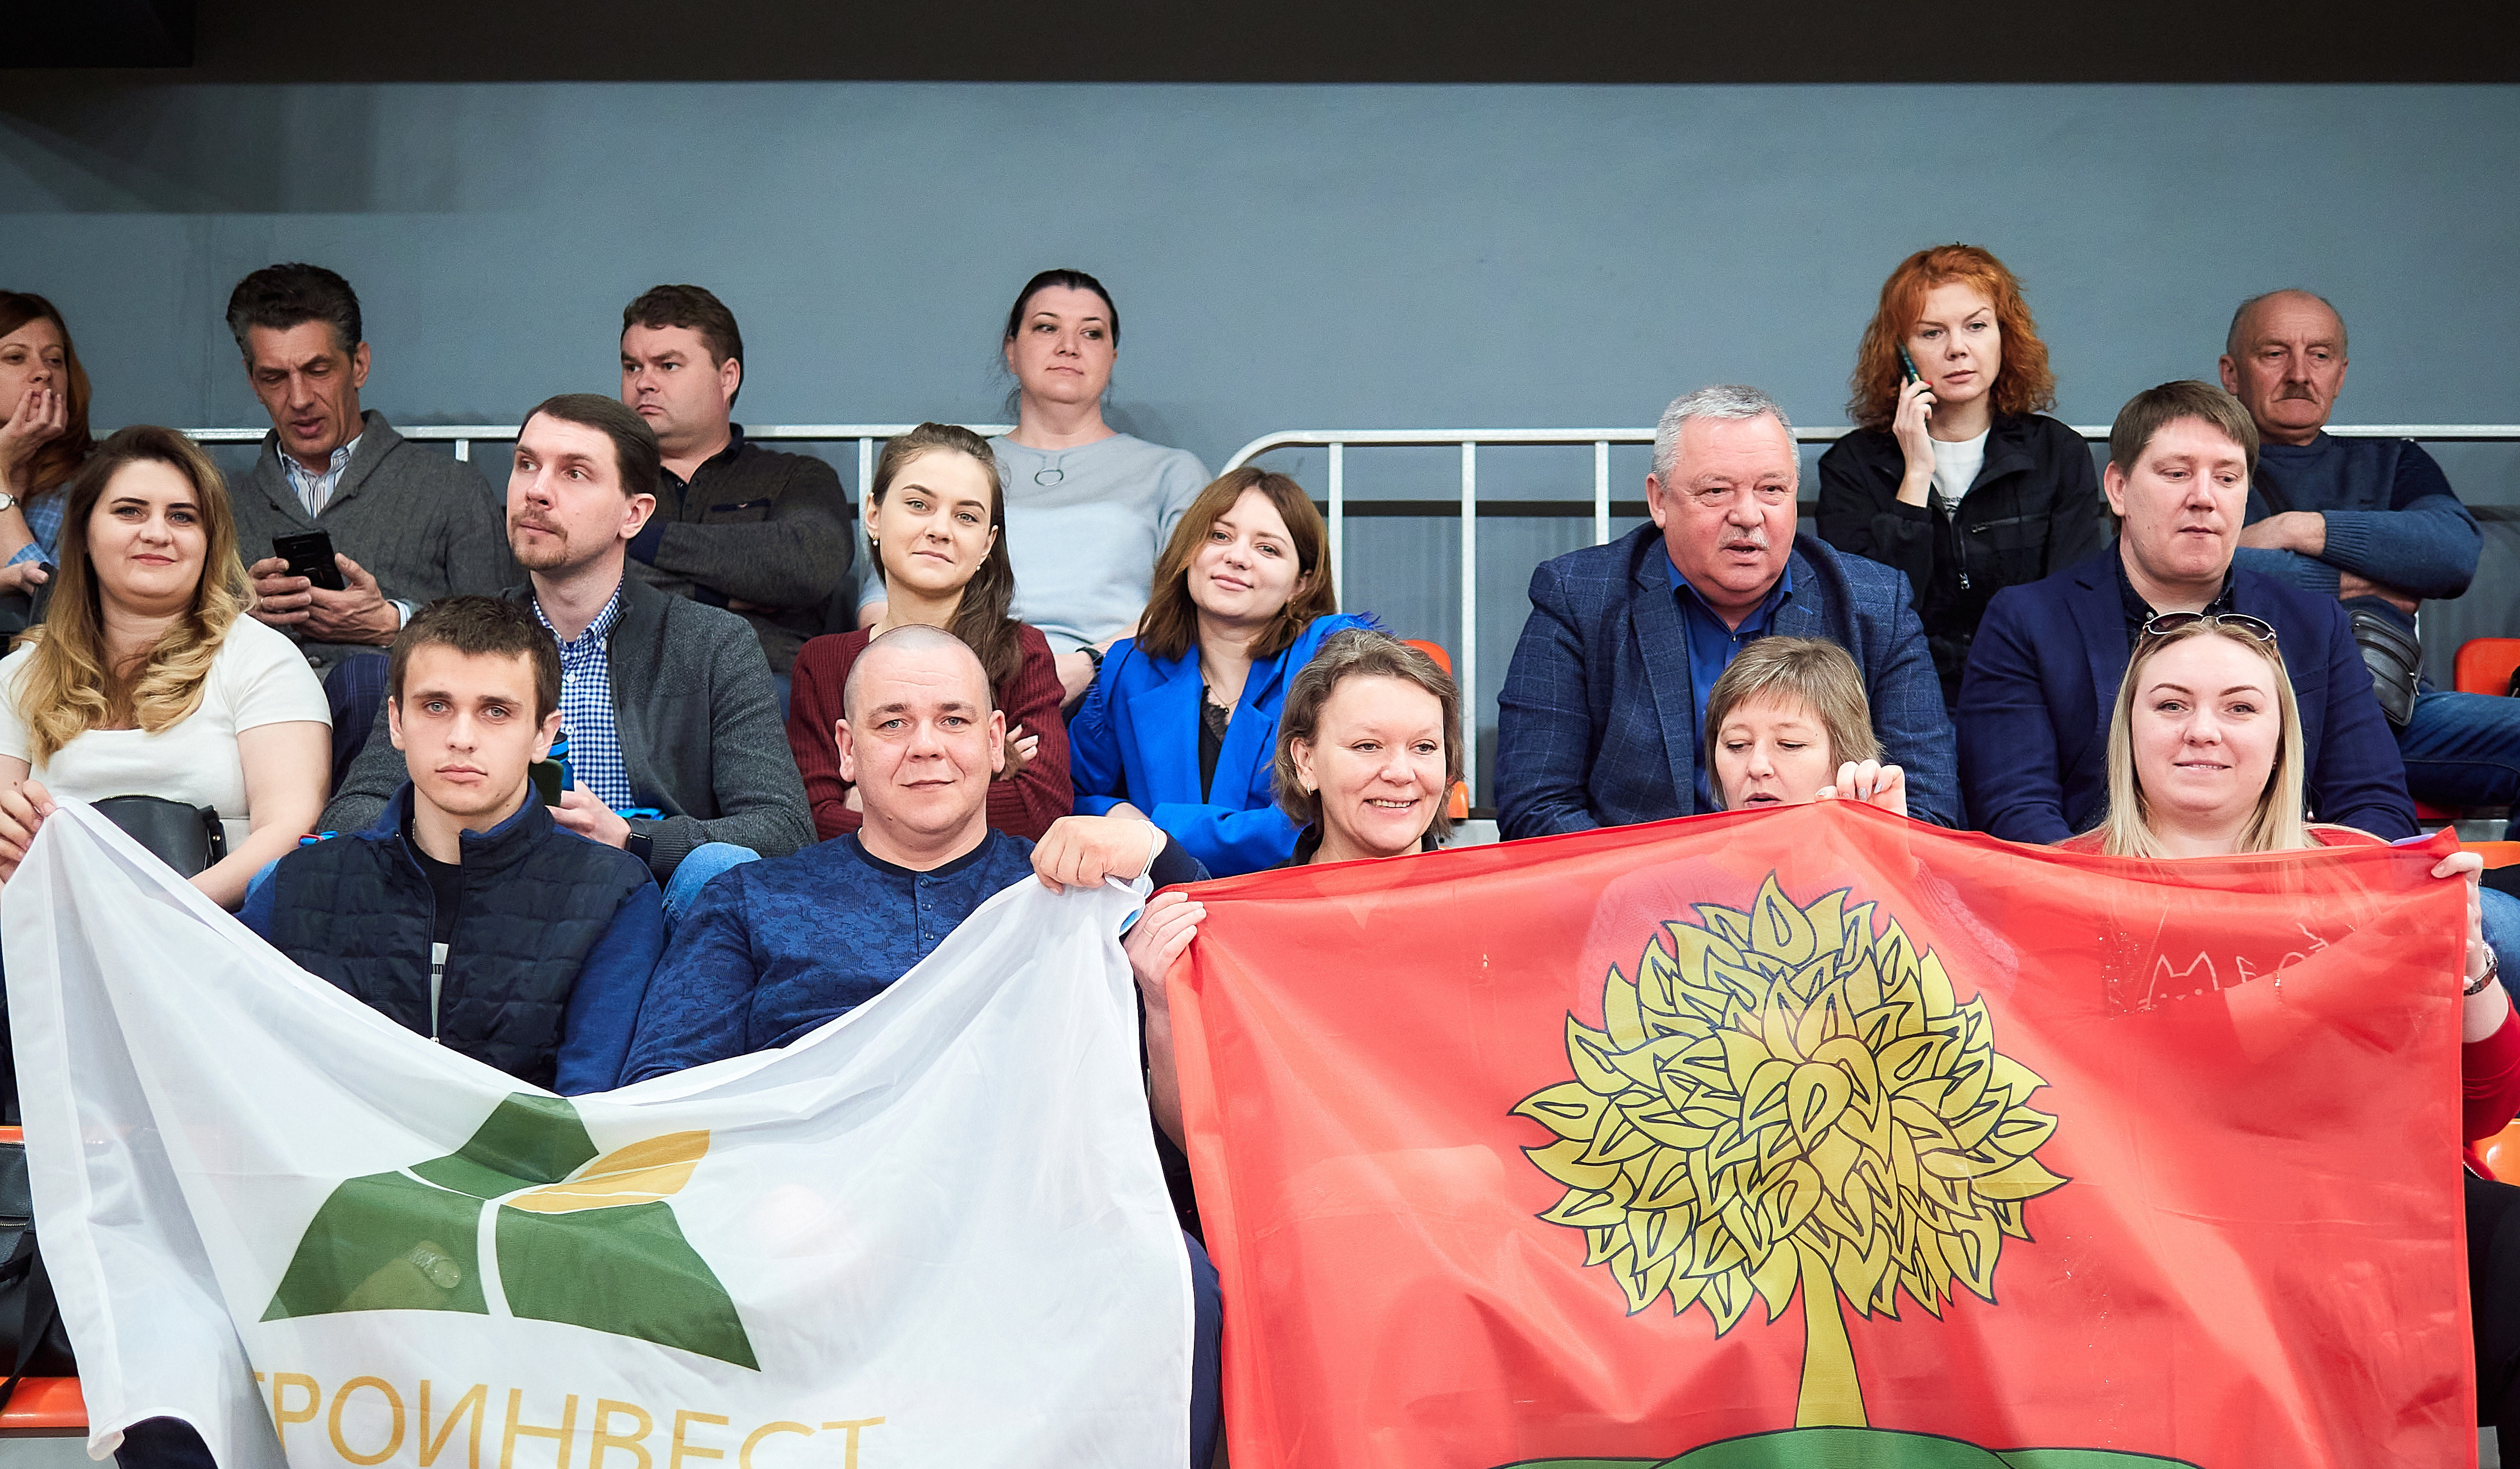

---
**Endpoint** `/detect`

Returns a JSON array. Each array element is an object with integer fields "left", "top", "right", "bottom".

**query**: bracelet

[
  {"left": 1080, "top": 643, "right": 1105, "bottom": 672},
  {"left": 2467, "top": 948, "right": 2500, "bottom": 997},
  {"left": 1140, "top": 822, "right": 1164, "bottom": 881}
]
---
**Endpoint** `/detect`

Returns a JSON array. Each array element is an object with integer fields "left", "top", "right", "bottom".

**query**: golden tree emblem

[{"left": 1514, "top": 876, "right": 2066, "bottom": 1428}]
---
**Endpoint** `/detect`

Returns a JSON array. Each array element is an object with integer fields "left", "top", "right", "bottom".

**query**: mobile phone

[
  {"left": 528, "top": 759, "right": 570, "bottom": 807},
  {"left": 273, "top": 530, "right": 347, "bottom": 592},
  {"left": 1897, "top": 345, "right": 1923, "bottom": 386}
]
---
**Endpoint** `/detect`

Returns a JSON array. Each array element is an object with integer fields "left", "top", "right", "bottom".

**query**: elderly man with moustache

[
  {"left": 618, "top": 621, "right": 1221, "bottom": 1468},
  {"left": 2219, "top": 288, "right": 2520, "bottom": 812},
  {"left": 1495, "top": 383, "right": 1958, "bottom": 836}
]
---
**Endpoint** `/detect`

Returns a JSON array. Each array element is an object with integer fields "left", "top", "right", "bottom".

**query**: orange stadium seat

[
  {"left": 0, "top": 1128, "right": 81, "bottom": 1435},
  {"left": 1403, "top": 639, "right": 1453, "bottom": 675},
  {"left": 2456, "top": 638, "right": 2520, "bottom": 698}
]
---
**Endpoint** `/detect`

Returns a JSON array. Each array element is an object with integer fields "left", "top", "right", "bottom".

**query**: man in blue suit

[
  {"left": 1496, "top": 384, "right": 1958, "bottom": 838},
  {"left": 1957, "top": 380, "right": 2416, "bottom": 843}
]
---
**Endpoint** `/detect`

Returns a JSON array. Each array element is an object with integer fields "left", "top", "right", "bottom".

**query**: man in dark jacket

[
  {"left": 1957, "top": 380, "right": 2418, "bottom": 843},
  {"left": 2220, "top": 288, "right": 2519, "bottom": 810},
  {"left": 243, "top": 596, "right": 661, "bottom": 1094},
  {"left": 619, "top": 284, "right": 852, "bottom": 677},
  {"left": 323, "top": 395, "right": 814, "bottom": 895},
  {"left": 1496, "top": 384, "right": 1958, "bottom": 836}
]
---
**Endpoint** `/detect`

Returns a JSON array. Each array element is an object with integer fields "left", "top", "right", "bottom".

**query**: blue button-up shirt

[
  {"left": 1664, "top": 545, "right": 1794, "bottom": 810},
  {"left": 6, "top": 492, "right": 64, "bottom": 569},
  {"left": 534, "top": 584, "right": 632, "bottom": 810}
]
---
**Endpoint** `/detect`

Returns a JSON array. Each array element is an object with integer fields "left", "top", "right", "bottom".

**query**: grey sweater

[
  {"left": 321, "top": 573, "right": 813, "bottom": 878},
  {"left": 232, "top": 410, "right": 521, "bottom": 670}
]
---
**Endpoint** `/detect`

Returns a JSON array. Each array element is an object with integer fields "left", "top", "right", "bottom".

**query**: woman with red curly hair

[{"left": 1817, "top": 245, "right": 2106, "bottom": 707}]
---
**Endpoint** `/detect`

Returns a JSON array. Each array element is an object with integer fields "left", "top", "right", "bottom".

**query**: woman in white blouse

[{"left": 0, "top": 425, "right": 329, "bottom": 910}]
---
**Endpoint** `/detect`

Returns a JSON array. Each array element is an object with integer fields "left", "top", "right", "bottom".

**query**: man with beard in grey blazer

[{"left": 324, "top": 394, "right": 810, "bottom": 913}]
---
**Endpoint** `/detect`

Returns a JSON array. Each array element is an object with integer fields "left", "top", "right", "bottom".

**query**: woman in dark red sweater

[{"left": 786, "top": 423, "right": 1071, "bottom": 841}]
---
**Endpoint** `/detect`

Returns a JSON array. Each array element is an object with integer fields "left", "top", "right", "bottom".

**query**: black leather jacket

[{"left": 1817, "top": 412, "right": 2107, "bottom": 705}]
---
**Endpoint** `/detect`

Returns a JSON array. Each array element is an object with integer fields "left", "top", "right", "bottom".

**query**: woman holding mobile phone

[{"left": 1817, "top": 245, "right": 2106, "bottom": 707}]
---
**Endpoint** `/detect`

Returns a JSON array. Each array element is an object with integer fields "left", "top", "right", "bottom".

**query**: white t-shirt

[
  {"left": 0, "top": 615, "right": 331, "bottom": 848},
  {"left": 1931, "top": 428, "right": 1991, "bottom": 506}
]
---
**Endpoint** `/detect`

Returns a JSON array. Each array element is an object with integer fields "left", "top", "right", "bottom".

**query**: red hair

[{"left": 1846, "top": 245, "right": 2056, "bottom": 430}]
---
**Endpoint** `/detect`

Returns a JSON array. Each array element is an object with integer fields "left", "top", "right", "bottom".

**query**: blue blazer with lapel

[
  {"left": 1494, "top": 524, "right": 1958, "bottom": 838},
  {"left": 1955, "top": 546, "right": 2417, "bottom": 843},
  {"left": 1067, "top": 611, "right": 1378, "bottom": 876}
]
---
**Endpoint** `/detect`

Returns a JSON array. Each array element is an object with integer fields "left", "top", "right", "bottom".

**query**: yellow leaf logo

[{"left": 505, "top": 1131, "right": 711, "bottom": 1215}]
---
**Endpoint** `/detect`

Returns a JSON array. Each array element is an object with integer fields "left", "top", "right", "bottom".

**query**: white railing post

[
  {"left": 858, "top": 438, "right": 875, "bottom": 500},
  {"left": 1460, "top": 441, "right": 1479, "bottom": 802},
  {"left": 1327, "top": 442, "right": 1345, "bottom": 607},
  {"left": 455, "top": 439, "right": 470, "bottom": 464},
  {"left": 1594, "top": 440, "right": 1612, "bottom": 546}
]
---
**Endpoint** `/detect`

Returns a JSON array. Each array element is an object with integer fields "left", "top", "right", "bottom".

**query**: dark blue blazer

[
  {"left": 1954, "top": 547, "right": 2418, "bottom": 843},
  {"left": 1067, "top": 611, "right": 1378, "bottom": 877},
  {"left": 1494, "top": 526, "right": 1958, "bottom": 837}
]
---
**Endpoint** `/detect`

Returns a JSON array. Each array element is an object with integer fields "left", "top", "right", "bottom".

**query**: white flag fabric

[{"left": 6, "top": 802, "right": 1191, "bottom": 1469}]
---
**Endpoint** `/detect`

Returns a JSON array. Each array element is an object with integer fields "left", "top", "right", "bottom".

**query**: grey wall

[{"left": 7, "top": 83, "right": 2517, "bottom": 798}]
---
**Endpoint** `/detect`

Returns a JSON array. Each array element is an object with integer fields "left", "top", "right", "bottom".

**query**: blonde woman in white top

[{"left": 0, "top": 426, "right": 329, "bottom": 910}]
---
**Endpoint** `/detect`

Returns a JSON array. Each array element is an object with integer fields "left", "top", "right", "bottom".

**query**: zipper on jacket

[{"left": 428, "top": 943, "right": 448, "bottom": 1042}]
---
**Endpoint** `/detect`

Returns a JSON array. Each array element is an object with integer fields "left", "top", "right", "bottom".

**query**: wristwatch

[
  {"left": 625, "top": 830, "right": 655, "bottom": 869},
  {"left": 0, "top": 491, "right": 17, "bottom": 514},
  {"left": 2467, "top": 948, "right": 2500, "bottom": 997}
]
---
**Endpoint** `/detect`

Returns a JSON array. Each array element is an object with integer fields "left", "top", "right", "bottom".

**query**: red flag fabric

[{"left": 1170, "top": 801, "right": 2472, "bottom": 1469}]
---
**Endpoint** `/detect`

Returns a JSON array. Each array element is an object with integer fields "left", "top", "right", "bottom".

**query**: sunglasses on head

[{"left": 2138, "top": 611, "right": 2279, "bottom": 648}]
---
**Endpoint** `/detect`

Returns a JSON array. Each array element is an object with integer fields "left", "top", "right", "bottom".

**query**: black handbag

[
  {"left": 90, "top": 794, "right": 227, "bottom": 878},
  {"left": 0, "top": 1139, "right": 77, "bottom": 1405},
  {"left": 2347, "top": 607, "right": 2421, "bottom": 730}
]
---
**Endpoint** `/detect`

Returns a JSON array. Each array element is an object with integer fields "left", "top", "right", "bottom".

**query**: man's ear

[
  {"left": 532, "top": 709, "right": 562, "bottom": 762},
  {"left": 2102, "top": 461, "right": 2129, "bottom": 518},
  {"left": 834, "top": 719, "right": 856, "bottom": 784},
  {"left": 720, "top": 355, "right": 742, "bottom": 408},
  {"left": 386, "top": 695, "right": 408, "bottom": 752},
  {"left": 988, "top": 708, "right": 1007, "bottom": 776},
  {"left": 620, "top": 492, "right": 657, "bottom": 541},
  {"left": 349, "top": 340, "right": 372, "bottom": 392},
  {"left": 1643, "top": 472, "right": 1671, "bottom": 530},
  {"left": 2215, "top": 354, "right": 2239, "bottom": 396}
]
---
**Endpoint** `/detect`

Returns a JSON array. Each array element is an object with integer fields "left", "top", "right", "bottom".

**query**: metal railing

[
  {"left": 1220, "top": 424, "right": 2520, "bottom": 800},
  {"left": 184, "top": 424, "right": 1014, "bottom": 509}
]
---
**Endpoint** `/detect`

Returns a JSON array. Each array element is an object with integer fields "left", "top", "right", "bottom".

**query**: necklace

[{"left": 1034, "top": 465, "right": 1065, "bottom": 486}]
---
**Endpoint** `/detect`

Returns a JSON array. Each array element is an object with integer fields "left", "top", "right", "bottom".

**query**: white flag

[{"left": 6, "top": 803, "right": 1191, "bottom": 1469}]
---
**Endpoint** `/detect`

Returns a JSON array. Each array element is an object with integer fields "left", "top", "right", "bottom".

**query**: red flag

[{"left": 1171, "top": 801, "right": 2471, "bottom": 1468}]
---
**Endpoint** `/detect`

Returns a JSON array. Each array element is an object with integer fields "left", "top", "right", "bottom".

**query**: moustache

[{"left": 2276, "top": 385, "right": 2320, "bottom": 400}]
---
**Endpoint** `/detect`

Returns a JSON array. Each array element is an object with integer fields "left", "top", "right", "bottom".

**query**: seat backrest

[
  {"left": 1404, "top": 639, "right": 1454, "bottom": 676},
  {"left": 2454, "top": 638, "right": 2520, "bottom": 696}
]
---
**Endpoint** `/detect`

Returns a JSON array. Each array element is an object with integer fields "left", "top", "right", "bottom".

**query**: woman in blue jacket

[{"left": 1067, "top": 466, "right": 1373, "bottom": 875}]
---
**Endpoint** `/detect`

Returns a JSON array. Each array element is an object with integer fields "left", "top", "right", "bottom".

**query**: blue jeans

[
  {"left": 2400, "top": 690, "right": 2520, "bottom": 810},
  {"left": 660, "top": 841, "right": 760, "bottom": 933},
  {"left": 322, "top": 652, "right": 391, "bottom": 798},
  {"left": 2488, "top": 887, "right": 2520, "bottom": 1006}
]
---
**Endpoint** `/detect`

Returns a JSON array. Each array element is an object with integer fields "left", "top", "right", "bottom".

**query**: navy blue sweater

[
  {"left": 621, "top": 829, "right": 1208, "bottom": 1083},
  {"left": 2237, "top": 434, "right": 2480, "bottom": 638}
]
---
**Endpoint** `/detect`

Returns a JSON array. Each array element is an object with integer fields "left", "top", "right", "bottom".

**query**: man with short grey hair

[{"left": 1496, "top": 385, "right": 1956, "bottom": 836}]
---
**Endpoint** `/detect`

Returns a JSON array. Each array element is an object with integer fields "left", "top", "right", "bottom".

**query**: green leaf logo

[{"left": 263, "top": 1093, "right": 758, "bottom": 1370}]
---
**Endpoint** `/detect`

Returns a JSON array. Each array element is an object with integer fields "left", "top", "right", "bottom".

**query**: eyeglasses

[{"left": 2138, "top": 611, "right": 2279, "bottom": 648}]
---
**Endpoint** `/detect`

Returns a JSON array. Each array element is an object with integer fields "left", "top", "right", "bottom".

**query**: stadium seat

[
  {"left": 2466, "top": 842, "right": 2520, "bottom": 870},
  {"left": 2455, "top": 638, "right": 2520, "bottom": 697},
  {"left": 1404, "top": 639, "right": 1452, "bottom": 675},
  {"left": 0, "top": 1128, "right": 81, "bottom": 1437},
  {"left": 2486, "top": 1120, "right": 2520, "bottom": 1181}
]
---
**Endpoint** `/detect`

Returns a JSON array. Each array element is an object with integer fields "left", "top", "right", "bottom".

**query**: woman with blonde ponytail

[{"left": 0, "top": 426, "right": 329, "bottom": 909}]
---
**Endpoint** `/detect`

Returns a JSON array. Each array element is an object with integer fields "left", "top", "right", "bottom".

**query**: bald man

[
  {"left": 618, "top": 625, "right": 1223, "bottom": 1468},
  {"left": 2222, "top": 289, "right": 2519, "bottom": 809},
  {"left": 622, "top": 624, "right": 1200, "bottom": 1079}
]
